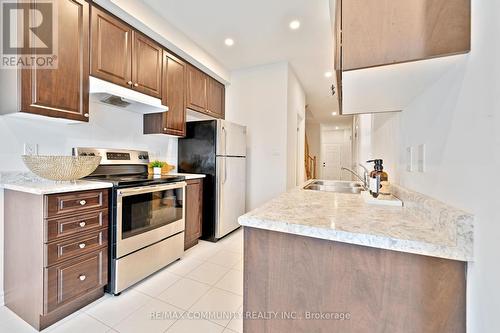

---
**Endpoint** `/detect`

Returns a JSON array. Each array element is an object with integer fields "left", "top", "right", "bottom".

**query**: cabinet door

[
  {"left": 207, "top": 77, "right": 225, "bottom": 119},
  {"left": 20, "top": 0, "right": 89, "bottom": 122},
  {"left": 132, "top": 32, "right": 162, "bottom": 98},
  {"left": 186, "top": 65, "right": 208, "bottom": 113},
  {"left": 184, "top": 179, "right": 203, "bottom": 250},
  {"left": 45, "top": 249, "right": 107, "bottom": 314},
  {"left": 143, "top": 51, "right": 186, "bottom": 136},
  {"left": 162, "top": 52, "right": 186, "bottom": 135},
  {"left": 91, "top": 7, "right": 132, "bottom": 87}
]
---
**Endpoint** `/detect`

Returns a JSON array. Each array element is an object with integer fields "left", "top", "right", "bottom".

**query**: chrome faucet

[{"left": 341, "top": 164, "right": 369, "bottom": 189}]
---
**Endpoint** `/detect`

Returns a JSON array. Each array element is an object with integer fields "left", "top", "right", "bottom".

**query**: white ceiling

[{"left": 141, "top": 0, "right": 340, "bottom": 124}]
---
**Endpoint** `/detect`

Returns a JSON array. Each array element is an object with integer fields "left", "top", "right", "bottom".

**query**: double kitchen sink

[{"left": 303, "top": 180, "right": 365, "bottom": 194}]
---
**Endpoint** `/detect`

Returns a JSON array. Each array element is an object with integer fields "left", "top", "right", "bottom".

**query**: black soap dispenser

[{"left": 367, "top": 159, "right": 389, "bottom": 198}]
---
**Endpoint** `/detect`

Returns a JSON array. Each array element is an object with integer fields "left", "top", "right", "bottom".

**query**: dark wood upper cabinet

[
  {"left": 20, "top": 0, "right": 90, "bottom": 122},
  {"left": 144, "top": 51, "right": 186, "bottom": 136},
  {"left": 186, "top": 64, "right": 208, "bottom": 113},
  {"left": 339, "top": 0, "right": 471, "bottom": 71},
  {"left": 207, "top": 77, "right": 225, "bottom": 118},
  {"left": 186, "top": 64, "right": 225, "bottom": 119},
  {"left": 132, "top": 32, "right": 163, "bottom": 98},
  {"left": 91, "top": 6, "right": 132, "bottom": 87},
  {"left": 184, "top": 179, "right": 203, "bottom": 250}
]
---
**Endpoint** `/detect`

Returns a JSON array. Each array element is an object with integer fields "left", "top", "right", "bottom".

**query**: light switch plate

[
  {"left": 23, "top": 143, "right": 38, "bottom": 156},
  {"left": 417, "top": 144, "right": 426, "bottom": 172},
  {"left": 406, "top": 147, "right": 413, "bottom": 172}
]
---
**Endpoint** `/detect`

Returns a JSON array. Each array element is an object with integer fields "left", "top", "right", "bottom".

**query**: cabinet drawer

[
  {"left": 45, "top": 210, "right": 108, "bottom": 242},
  {"left": 46, "top": 229, "right": 108, "bottom": 267},
  {"left": 45, "top": 249, "right": 107, "bottom": 314},
  {"left": 45, "top": 190, "right": 108, "bottom": 218}
]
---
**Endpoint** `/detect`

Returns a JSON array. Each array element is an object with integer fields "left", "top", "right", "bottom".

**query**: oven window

[{"left": 121, "top": 188, "right": 183, "bottom": 240}]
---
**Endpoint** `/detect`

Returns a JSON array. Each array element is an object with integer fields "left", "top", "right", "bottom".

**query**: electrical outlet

[
  {"left": 417, "top": 144, "right": 426, "bottom": 172},
  {"left": 23, "top": 143, "right": 38, "bottom": 156},
  {"left": 406, "top": 147, "right": 413, "bottom": 172}
]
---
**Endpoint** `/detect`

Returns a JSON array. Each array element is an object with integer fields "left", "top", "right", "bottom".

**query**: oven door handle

[{"left": 117, "top": 182, "right": 187, "bottom": 197}]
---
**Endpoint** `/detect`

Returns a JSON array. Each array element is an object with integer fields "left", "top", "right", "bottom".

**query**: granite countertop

[
  {"left": 0, "top": 172, "right": 113, "bottom": 195},
  {"left": 238, "top": 180, "right": 474, "bottom": 262},
  {"left": 170, "top": 173, "right": 206, "bottom": 180}
]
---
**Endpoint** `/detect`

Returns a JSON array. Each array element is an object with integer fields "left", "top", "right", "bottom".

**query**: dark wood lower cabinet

[
  {"left": 4, "top": 189, "right": 109, "bottom": 331},
  {"left": 45, "top": 248, "right": 107, "bottom": 313},
  {"left": 184, "top": 179, "right": 203, "bottom": 250},
  {"left": 244, "top": 227, "right": 466, "bottom": 333}
]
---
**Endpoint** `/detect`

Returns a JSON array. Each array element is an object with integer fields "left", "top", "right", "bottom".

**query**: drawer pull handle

[
  {"left": 79, "top": 200, "right": 87, "bottom": 206},
  {"left": 78, "top": 274, "right": 86, "bottom": 281},
  {"left": 79, "top": 243, "right": 86, "bottom": 249},
  {"left": 79, "top": 221, "right": 86, "bottom": 227}
]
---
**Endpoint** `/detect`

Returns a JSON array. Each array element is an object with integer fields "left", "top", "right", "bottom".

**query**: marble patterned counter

[
  {"left": 238, "top": 181, "right": 474, "bottom": 261},
  {"left": 0, "top": 172, "right": 113, "bottom": 195}
]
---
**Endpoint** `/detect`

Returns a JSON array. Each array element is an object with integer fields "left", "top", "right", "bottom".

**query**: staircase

[{"left": 305, "top": 136, "right": 317, "bottom": 180}]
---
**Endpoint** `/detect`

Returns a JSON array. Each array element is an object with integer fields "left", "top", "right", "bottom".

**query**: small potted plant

[{"left": 149, "top": 160, "right": 166, "bottom": 175}]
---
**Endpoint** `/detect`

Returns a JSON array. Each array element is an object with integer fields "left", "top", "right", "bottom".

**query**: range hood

[{"left": 89, "top": 76, "right": 168, "bottom": 114}]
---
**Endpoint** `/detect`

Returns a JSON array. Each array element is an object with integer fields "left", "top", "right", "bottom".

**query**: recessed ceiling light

[
  {"left": 224, "top": 38, "right": 234, "bottom": 46},
  {"left": 324, "top": 71, "right": 333, "bottom": 78},
  {"left": 331, "top": 112, "right": 337, "bottom": 116},
  {"left": 289, "top": 20, "right": 301, "bottom": 30},
  {"left": 335, "top": 126, "right": 340, "bottom": 130}
]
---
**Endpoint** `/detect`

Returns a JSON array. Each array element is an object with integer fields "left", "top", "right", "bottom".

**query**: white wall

[
  {"left": 225, "top": 62, "right": 289, "bottom": 210},
  {"left": 353, "top": 1, "right": 498, "bottom": 331},
  {"left": 0, "top": 102, "right": 178, "bottom": 303},
  {"left": 353, "top": 113, "right": 400, "bottom": 184},
  {"left": 286, "top": 67, "right": 306, "bottom": 189},
  {"left": 226, "top": 62, "right": 306, "bottom": 209},
  {"left": 397, "top": 1, "right": 499, "bottom": 330}
]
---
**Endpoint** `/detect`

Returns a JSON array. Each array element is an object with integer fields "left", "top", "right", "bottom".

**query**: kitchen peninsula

[{"left": 238, "top": 180, "right": 473, "bottom": 333}]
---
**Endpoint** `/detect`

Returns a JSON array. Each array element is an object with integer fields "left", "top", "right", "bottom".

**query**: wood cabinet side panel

[
  {"left": 341, "top": 0, "right": 471, "bottom": 70},
  {"left": 4, "top": 190, "right": 45, "bottom": 330},
  {"left": 243, "top": 227, "right": 466, "bottom": 333}
]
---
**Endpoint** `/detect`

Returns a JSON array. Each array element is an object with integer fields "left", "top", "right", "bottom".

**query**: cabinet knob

[
  {"left": 78, "top": 274, "right": 86, "bottom": 281},
  {"left": 79, "top": 243, "right": 86, "bottom": 249},
  {"left": 79, "top": 221, "right": 86, "bottom": 227},
  {"left": 127, "top": 81, "right": 133, "bottom": 86},
  {"left": 79, "top": 200, "right": 87, "bottom": 206},
  {"left": 84, "top": 113, "right": 89, "bottom": 118},
  {"left": 134, "top": 83, "right": 139, "bottom": 87}
]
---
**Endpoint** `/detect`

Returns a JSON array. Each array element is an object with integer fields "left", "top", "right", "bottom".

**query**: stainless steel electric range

[{"left": 73, "top": 148, "right": 186, "bottom": 295}]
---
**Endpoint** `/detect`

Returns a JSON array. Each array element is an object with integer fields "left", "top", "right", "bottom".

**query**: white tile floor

[{"left": 0, "top": 228, "right": 244, "bottom": 333}]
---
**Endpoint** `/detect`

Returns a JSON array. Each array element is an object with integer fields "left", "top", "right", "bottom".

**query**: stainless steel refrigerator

[{"left": 178, "top": 120, "right": 247, "bottom": 241}]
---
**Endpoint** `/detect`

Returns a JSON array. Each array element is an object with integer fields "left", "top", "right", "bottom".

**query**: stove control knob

[
  {"left": 80, "top": 153, "right": 88, "bottom": 156},
  {"left": 88, "top": 153, "right": 96, "bottom": 156}
]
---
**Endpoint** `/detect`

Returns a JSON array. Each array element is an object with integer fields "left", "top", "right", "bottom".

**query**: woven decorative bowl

[{"left": 21, "top": 155, "right": 102, "bottom": 181}]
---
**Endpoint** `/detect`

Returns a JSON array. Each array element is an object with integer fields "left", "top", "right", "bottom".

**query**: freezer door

[
  {"left": 216, "top": 156, "right": 246, "bottom": 239},
  {"left": 216, "top": 120, "right": 247, "bottom": 157}
]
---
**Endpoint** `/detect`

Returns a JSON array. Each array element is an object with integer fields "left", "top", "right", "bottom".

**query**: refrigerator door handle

[
  {"left": 223, "top": 157, "right": 227, "bottom": 184},
  {"left": 222, "top": 126, "right": 227, "bottom": 156}
]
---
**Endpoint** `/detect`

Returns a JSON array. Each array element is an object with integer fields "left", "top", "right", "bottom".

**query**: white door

[{"left": 322, "top": 144, "right": 342, "bottom": 180}]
